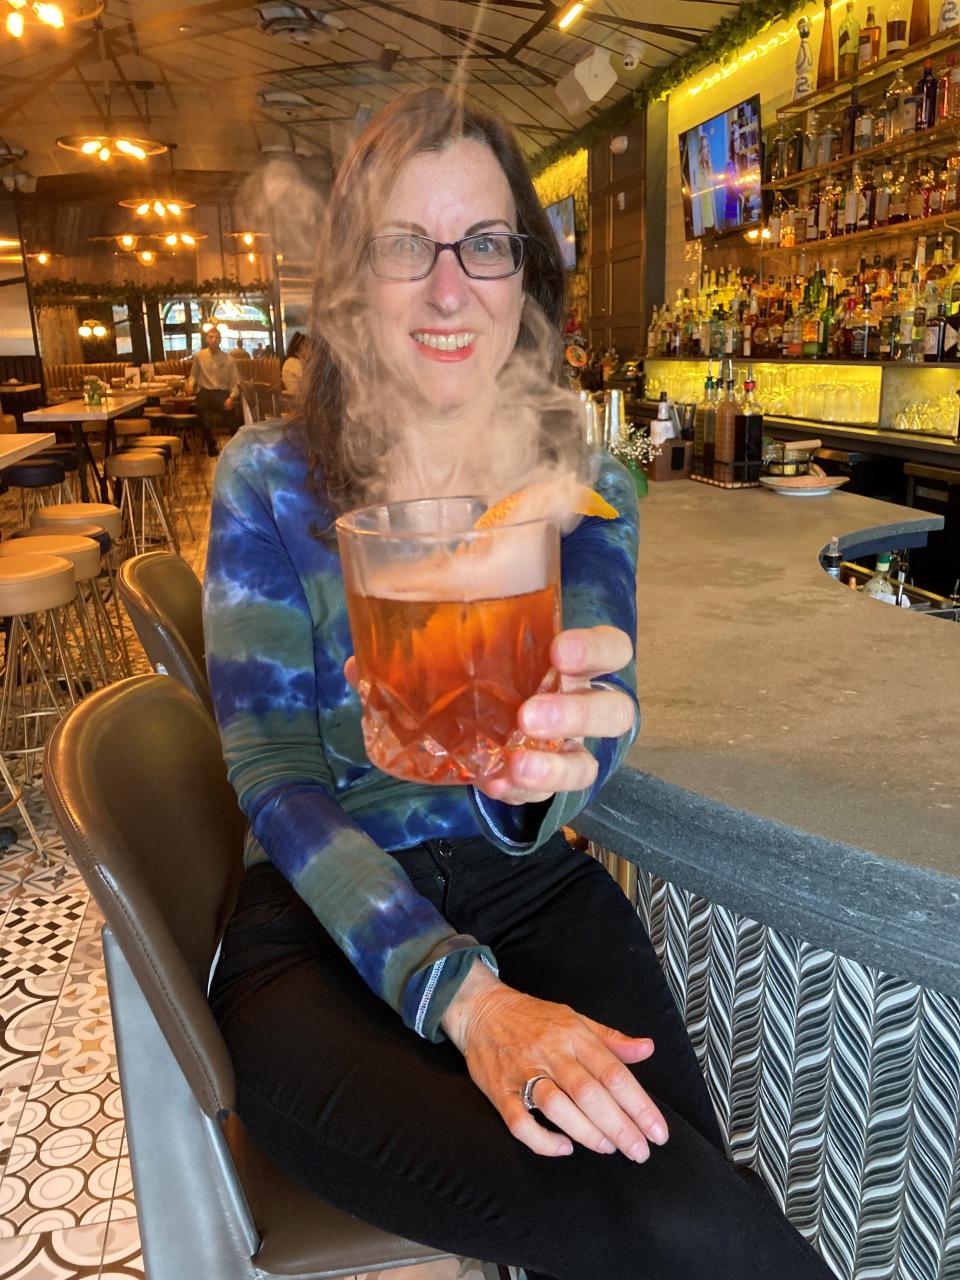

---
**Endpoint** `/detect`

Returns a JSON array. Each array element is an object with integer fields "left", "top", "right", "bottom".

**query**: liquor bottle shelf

[
  {"left": 759, "top": 206, "right": 960, "bottom": 254},
  {"left": 781, "top": 25, "right": 960, "bottom": 119},
  {"left": 763, "top": 116, "right": 960, "bottom": 193}
]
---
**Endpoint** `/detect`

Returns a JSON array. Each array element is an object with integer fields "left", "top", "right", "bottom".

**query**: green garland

[
  {"left": 531, "top": 0, "right": 810, "bottom": 174},
  {"left": 32, "top": 276, "right": 273, "bottom": 306}
]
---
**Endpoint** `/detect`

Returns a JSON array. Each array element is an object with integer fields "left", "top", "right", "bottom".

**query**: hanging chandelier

[
  {"left": 57, "top": 134, "right": 168, "bottom": 163},
  {"left": 156, "top": 231, "right": 205, "bottom": 248},
  {"left": 4, "top": 0, "right": 102, "bottom": 39},
  {"left": 78, "top": 319, "right": 107, "bottom": 338},
  {"left": 119, "top": 196, "right": 194, "bottom": 218}
]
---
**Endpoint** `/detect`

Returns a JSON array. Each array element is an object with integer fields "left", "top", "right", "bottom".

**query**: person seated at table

[
  {"left": 203, "top": 89, "right": 835, "bottom": 1280},
  {"left": 186, "top": 326, "right": 239, "bottom": 457},
  {"left": 281, "top": 331, "right": 306, "bottom": 398}
]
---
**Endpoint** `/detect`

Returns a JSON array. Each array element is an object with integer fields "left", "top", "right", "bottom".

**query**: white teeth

[{"left": 412, "top": 331, "right": 476, "bottom": 351}]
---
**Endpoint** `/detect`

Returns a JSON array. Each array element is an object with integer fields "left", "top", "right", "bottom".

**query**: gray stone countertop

[{"left": 622, "top": 482, "right": 958, "bottom": 880}]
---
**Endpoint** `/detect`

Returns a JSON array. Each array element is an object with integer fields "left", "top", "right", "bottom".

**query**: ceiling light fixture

[
  {"left": 227, "top": 230, "right": 269, "bottom": 250},
  {"left": 157, "top": 230, "right": 203, "bottom": 248},
  {"left": 557, "top": 2, "right": 585, "bottom": 30},
  {"left": 78, "top": 319, "right": 107, "bottom": 338},
  {"left": 137, "top": 249, "right": 155, "bottom": 264},
  {"left": 5, "top": 0, "right": 103, "bottom": 39},
  {"left": 118, "top": 234, "right": 136, "bottom": 249},
  {"left": 57, "top": 134, "right": 169, "bottom": 163},
  {"left": 35, "top": 251, "right": 50, "bottom": 264},
  {"left": 120, "top": 197, "right": 193, "bottom": 218}
]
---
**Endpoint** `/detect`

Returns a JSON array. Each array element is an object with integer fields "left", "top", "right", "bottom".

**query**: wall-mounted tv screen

[
  {"left": 678, "top": 95, "right": 762, "bottom": 240},
  {"left": 544, "top": 195, "right": 578, "bottom": 270}
]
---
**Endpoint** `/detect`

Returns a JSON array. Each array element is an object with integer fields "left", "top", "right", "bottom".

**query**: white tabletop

[
  {"left": 23, "top": 393, "right": 147, "bottom": 424},
  {"left": 0, "top": 433, "right": 56, "bottom": 468}
]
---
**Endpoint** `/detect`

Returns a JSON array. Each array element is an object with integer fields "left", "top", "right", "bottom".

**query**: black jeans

[
  {"left": 209, "top": 834, "right": 833, "bottom": 1280},
  {"left": 192, "top": 387, "right": 233, "bottom": 455}
]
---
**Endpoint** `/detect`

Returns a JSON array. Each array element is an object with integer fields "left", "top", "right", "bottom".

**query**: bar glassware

[{"left": 337, "top": 496, "right": 561, "bottom": 785}]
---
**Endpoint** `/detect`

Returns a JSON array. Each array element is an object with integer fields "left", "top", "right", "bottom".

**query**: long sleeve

[
  {"left": 472, "top": 452, "right": 640, "bottom": 852},
  {"left": 226, "top": 354, "right": 240, "bottom": 400},
  {"left": 203, "top": 438, "right": 497, "bottom": 1041}
]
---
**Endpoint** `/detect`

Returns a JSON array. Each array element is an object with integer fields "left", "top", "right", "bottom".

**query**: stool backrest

[
  {"left": 42, "top": 674, "right": 246, "bottom": 1118},
  {"left": 118, "top": 551, "right": 212, "bottom": 714}
]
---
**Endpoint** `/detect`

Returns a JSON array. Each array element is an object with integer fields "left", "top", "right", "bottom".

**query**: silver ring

[{"left": 521, "top": 1074, "right": 551, "bottom": 1113}]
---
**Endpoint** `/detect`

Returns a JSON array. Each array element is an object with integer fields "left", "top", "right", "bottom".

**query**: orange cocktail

[{"left": 337, "top": 497, "right": 560, "bottom": 784}]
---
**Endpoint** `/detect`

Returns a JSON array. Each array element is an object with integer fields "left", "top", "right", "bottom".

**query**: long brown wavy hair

[{"left": 291, "top": 88, "right": 574, "bottom": 518}]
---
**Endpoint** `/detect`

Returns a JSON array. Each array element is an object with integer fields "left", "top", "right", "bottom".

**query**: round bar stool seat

[
  {"left": 118, "top": 441, "right": 173, "bottom": 462},
  {"left": 105, "top": 450, "right": 165, "bottom": 480},
  {"left": 31, "top": 503, "right": 122, "bottom": 542},
  {"left": 14, "top": 523, "right": 112, "bottom": 557},
  {"left": 115, "top": 418, "right": 151, "bottom": 438},
  {"left": 0, "top": 553, "right": 75, "bottom": 613},
  {"left": 3, "top": 459, "right": 66, "bottom": 488},
  {"left": 0, "top": 535, "right": 100, "bottom": 583},
  {"left": 130, "top": 434, "right": 182, "bottom": 456}
]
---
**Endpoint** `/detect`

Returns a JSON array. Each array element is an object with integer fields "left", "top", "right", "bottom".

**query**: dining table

[
  {"left": 0, "top": 383, "right": 44, "bottom": 431},
  {"left": 0, "top": 431, "right": 56, "bottom": 470},
  {"left": 22, "top": 393, "right": 147, "bottom": 501}
]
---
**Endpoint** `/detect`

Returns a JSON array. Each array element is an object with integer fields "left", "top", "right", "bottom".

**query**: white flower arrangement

[{"left": 611, "top": 429, "right": 661, "bottom": 468}]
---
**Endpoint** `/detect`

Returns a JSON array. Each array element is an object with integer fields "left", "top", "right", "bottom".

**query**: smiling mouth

[{"left": 411, "top": 330, "right": 477, "bottom": 352}]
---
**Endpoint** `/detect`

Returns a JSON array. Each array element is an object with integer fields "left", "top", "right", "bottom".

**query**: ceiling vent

[
  {"left": 257, "top": 89, "right": 317, "bottom": 120},
  {"left": 256, "top": 4, "right": 345, "bottom": 46}
]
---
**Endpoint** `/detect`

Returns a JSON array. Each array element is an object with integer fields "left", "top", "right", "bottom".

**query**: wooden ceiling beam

[{"left": 0, "top": 35, "right": 98, "bottom": 127}]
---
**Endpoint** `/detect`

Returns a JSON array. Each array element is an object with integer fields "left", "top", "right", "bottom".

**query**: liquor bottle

[
  {"left": 863, "top": 553, "right": 899, "bottom": 601},
  {"left": 770, "top": 116, "right": 789, "bottom": 181},
  {"left": 881, "top": 286, "right": 901, "bottom": 355},
  {"left": 925, "top": 300, "right": 948, "bottom": 358},
  {"left": 781, "top": 203, "right": 798, "bottom": 247},
  {"left": 842, "top": 87, "right": 863, "bottom": 154},
  {"left": 938, "top": 0, "right": 960, "bottom": 29},
  {"left": 839, "top": 1, "right": 861, "bottom": 75},
  {"left": 818, "top": 180, "right": 836, "bottom": 238},
  {"left": 646, "top": 308, "right": 660, "bottom": 355},
  {"left": 768, "top": 192, "right": 784, "bottom": 246},
  {"left": 823, "top": 535, "right": 843, "bottom": 578},
  {"left": 802, "top": 285, "right": 822, "bottom": 353},
  {"left": 889, "top": 165, "right": 909, "bottom": 221},
  {"left": 859, "top": 5, "right": 882, "bottom": 62},
  {"left": 852, "top": 290, "right": 882, "bottom": 355},
  {"left": 884, "top": 65, "right": 908, "bottom": 137},
  {"left": 702, "top": 370, "right": 719, "bottom": 478},
  {"left": 911, "top": 267, "right": 928, "bottom": 358},
  {"left": 795, "top": 15, "right": 816, "bottom": 98},
  {"left": 844, "top": 166, "right": 861, "bottom": 232},
  {"left": 735, "top": 368, "right": 764, "bottom": 485},
  {"left": 858, "top": 164, "right": 878, "bottom": 228},
  {"left": 928, "top": 165, "right": 945, "bottom": 215},
  {"left": 806, "top": 186, "right": 820, "bottom": 242},
  {"left": 886, "top": 0, "right": 908, "bottom": 49},
  {"left": 820, "top": 286, "right": 837, "bottom": 353},
  {"left": 816, "top": 115, "right": 838, "bottom": 164},
  {"left": 908, "top": 0, "right": 931, "bottom": 42},
  {"left": 907, "top": 163, "right": 928, "bottom": 217},
  {"left": 692, "top": 365, "right": 714, "bottom": 477},
  {"left": 855, "top": 102, "right": 876, "bottom": 149},
  {"left": 714, "top": 370, "right": 740, "bottom": 483},
  {"left": 874, "top": 166, "right": 892, "bottom": 224},
  {"left": 802, "top": 111, "right": 820, "bottom": 169},
  {"left": 819, "top": 0, "right": 837, "bottom": 86},
  {"left": 916, "top": 59, "right": 938, "bottom": 129}
]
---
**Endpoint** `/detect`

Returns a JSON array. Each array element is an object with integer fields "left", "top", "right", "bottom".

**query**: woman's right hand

[{"left": 441, "top": 961, "right": 669, "bottom": 1161}]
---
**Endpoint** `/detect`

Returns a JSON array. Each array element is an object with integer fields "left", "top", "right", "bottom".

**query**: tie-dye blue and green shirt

[{"left": 203, "top": 420, "right": 639, "bottom": 1042}]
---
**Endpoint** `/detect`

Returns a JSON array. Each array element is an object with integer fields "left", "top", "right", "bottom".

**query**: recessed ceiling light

[{"left": 178, "top": 23, "right": 189, "bottom": 31}]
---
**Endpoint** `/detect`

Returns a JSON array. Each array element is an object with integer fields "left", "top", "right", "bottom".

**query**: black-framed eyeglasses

[{"left": 369, "top": 233, "right": 529, "bottom": 281}]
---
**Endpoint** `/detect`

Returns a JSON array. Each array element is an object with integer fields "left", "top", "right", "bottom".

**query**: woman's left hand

[{"left": 475, "top": 625, "right": 635, "bottom": 806}]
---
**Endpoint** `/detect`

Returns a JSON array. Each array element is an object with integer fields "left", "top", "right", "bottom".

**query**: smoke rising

[{"left": 241, "top": 85, "right": 593, "bottom": 529}]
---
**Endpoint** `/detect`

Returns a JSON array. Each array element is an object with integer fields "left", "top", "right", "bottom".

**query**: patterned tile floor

[{"left": 0, "top": 454, "right": 471, "bottom": 1280}]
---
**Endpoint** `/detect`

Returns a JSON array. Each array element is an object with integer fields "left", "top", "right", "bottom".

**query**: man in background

[{"left": 186, "top": 326, "right": 240, "bottom": 457}]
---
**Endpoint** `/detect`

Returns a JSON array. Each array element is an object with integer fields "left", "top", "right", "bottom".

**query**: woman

[
  {"left": 281, "top": 330, "right": 306, "bottom": 396},
  {"left": 204, "top": 90, "right": 833, "bottom": 1280}
]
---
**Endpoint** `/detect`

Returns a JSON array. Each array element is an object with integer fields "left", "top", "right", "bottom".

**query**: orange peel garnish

[{"left": 475, "top": 484, "right": 618, "bottom": 529}]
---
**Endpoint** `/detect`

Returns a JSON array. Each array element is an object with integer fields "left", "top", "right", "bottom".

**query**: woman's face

[{"left": 365, "top": 138, "right": 525, "bottom": 418}]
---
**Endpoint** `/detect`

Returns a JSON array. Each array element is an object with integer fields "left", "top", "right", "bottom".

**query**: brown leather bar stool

[
  {"left": 43, "top": 675, "right": 459, "bottom": 1280},
  {"left": 0, "top": 553, "right": 80, "bottom": 781},
  {"left": 38, "top": 445, "right": 81, "bottom": 502},
  {"left": 129, "top": 433, "right": 194, "bottom": 540},
  {"left": 31, "top": 502, "right": 130, "bottom": 674},
  {"left": 105, "top": 449, "right": 180, "bottom": 556},
  {"left": 1, "top": 534, "right": 122, "bottom": 687},
  {"left": 162, "top": 412, "right": 210, "bottom": 497}
]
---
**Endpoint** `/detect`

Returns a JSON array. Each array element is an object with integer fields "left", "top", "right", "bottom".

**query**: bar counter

[{"left": 575, "top": 481, "right": 958, "bottom": 1280}]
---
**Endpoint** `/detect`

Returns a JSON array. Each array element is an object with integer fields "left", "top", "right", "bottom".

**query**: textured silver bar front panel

[{"left": 631, "top": 869, "right": 960, "bottom": 1280}]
